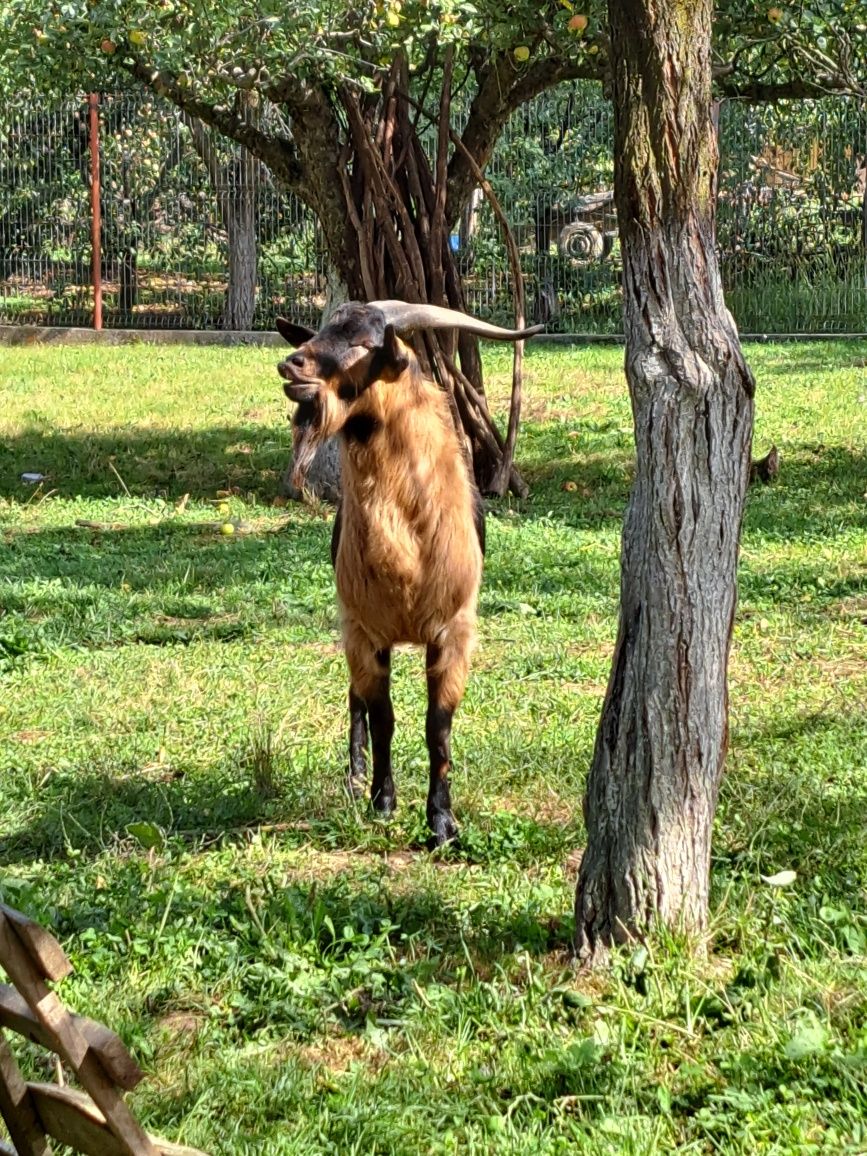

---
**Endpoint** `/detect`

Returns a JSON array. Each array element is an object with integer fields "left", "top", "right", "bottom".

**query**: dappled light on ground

[{"left": 1, "top": 341, "right": 866, "bottom": 1153}]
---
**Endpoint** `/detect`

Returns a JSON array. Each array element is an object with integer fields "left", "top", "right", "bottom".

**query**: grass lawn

[{"left": 0, "top": 339, "right": 866, "bottom": 1154}]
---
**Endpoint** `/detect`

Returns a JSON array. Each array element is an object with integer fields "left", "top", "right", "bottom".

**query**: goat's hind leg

[
  {"left": 425, "top": 629, "right": 472, "bottom": 849},
  {"left": 345, "top": 629, "right": 395, "bottom": 816},
  {"left": 346, "top": 689, "right": 368, "bottom": 799}
]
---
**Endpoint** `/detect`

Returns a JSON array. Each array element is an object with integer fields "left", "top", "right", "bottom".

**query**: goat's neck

[{"left": 341, "top": 377, "right": 464, "bottom": 499}]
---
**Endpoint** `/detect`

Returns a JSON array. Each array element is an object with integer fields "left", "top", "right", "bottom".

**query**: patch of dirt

[
  {"left": 275, "top": 846, "right": 465, "bottom": 887},
  {"left": 156, "top": 1011, "right": 205, "bottom": 1039},
  {"left": 834, "top": 595, "right": 867, "bottom": 624},
  {"left": 812, "top": 653, "right": 867, "bottom": 682},
  {"left": 296, "top": 1032, "right": 387, "bottom": 1075},
  {"left": 12, "top": 729, "right": 49, "bottom": 744}
]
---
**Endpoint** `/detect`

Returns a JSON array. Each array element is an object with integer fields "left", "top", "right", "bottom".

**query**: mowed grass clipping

[{"left": 0, "top": 340, "right": 865, "bottom": 1155}]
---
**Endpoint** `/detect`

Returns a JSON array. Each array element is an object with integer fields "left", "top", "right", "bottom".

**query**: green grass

[{"left": 1, "top": 340, "right": 866, "bottom": 1154}]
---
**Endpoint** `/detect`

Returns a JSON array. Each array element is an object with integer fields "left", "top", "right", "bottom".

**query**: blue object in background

[{"left": 449, "top": 233, "right": 461, "bottom": 252}]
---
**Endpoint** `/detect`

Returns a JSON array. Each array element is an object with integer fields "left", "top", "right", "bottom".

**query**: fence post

[{"left": 88, "top": 93, "right": 103, "bottom": 331}]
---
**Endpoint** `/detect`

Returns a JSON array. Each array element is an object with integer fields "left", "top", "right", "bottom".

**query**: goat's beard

[{"left": 291, "top": 399, "right": 321, "bottom": 491}]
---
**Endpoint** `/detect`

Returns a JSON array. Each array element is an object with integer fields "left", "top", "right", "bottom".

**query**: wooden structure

[{"left": 0, "top": 902, "right": 205, "bottom": 1156}]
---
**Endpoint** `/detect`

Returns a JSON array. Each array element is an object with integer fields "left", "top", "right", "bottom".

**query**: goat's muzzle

[
  {"left": 282, "top": 379, "right": 319, "bottom": 403},
  {"left": 278, "top": 359, "right": 320, "bottom": 403}
]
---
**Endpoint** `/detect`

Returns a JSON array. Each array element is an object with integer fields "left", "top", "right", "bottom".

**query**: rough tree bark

[
  {"left": 574, "top": 0, "right": 756, "bottom": 964},
  {"left": 222, "top": 152, "right": 258, "bottom": 331}
]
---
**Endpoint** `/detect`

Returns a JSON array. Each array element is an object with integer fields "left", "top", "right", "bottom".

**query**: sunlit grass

[{"left": 1, "top": 339, "right": 866, "bottom": 1154}]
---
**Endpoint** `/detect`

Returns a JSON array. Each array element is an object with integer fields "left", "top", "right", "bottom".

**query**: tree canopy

[
  {"left": 3, "top": 1, "right": 863, "bottom": 249},
  {"left": 3, "top": 1, "right": 865, "bottom": 146}
]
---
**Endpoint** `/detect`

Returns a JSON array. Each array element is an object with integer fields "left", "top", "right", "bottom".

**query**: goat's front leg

[
  {"left": 425, "top": 625, "right": 473, "bottom": 848},
  {"left": 345, "top": 629, "right": 395, "bottom": 815}
]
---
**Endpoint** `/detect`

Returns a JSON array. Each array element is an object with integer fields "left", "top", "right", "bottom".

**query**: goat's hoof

[
  {"left": 371, "top": 790, "right": 396, "bottom": 818},
  {"left": 427, "top": 812, "right": 460, "bottom": 851}
]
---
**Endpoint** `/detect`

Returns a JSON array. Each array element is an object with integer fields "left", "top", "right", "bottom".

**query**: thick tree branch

[
  {"left": 123, "top": 54, "right": 304, "bottom": 190},
  {"left": 714, "top": 73, "right": 866, "bottom": 100},
  {"left": 445, "top": 52, "right": 603, "bottom": 227}
]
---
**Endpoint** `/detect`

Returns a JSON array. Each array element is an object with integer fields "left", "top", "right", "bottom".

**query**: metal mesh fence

[{"left": 1, "top": 85, "right": 865, "bottom": 335}]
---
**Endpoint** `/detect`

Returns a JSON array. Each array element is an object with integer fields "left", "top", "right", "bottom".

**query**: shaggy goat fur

[{"left": 276, "top": 301, "right": 538, "bottom": 845}]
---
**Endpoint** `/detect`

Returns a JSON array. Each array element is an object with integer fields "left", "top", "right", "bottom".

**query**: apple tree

[{"left": 1, "top": 0, "right": 863, "bottom": 491}]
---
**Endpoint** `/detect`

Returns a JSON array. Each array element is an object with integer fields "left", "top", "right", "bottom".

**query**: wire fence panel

[
  {"left": 1, "top": 86, "right": 865, "bottom": 335},
  {"left": 717, "top": 98, "right": 867, "bottom": 334},
  {"left": 0, "top": 93, "right": 326, "bottom": 331},
  {"left": 0, "top": 100, "right": 94, "bottom": 326}
]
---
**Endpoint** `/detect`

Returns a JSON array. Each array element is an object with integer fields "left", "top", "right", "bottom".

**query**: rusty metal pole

[{"left": 88, "top": 93, "right": 103, "bottom": 331}]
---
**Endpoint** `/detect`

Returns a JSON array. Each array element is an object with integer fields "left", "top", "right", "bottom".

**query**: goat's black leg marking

[
  {"left": 346, "top": 688, "right": 368, "bottom": 799},
  {"left": 367, "top": 648, "right": 396, "bottom": 816},
  {"left": 425, "top": 644, "right": 459, "bottom": 848}
]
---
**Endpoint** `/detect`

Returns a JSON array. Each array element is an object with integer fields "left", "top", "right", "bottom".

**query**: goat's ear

[
  {"left": 375, "top": 323, "right": 410, "bottom": 382},
  {"left": 276, "top": 316, "right": 316, "bottom": 347}
]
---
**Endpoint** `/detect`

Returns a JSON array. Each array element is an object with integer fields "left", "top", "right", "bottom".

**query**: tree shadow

[
  {"left": 719, "top": 707, "right": 867, "bottom": 901},
  {"left": 0, "top": 750, "right": 582, "bottom": 876},
  {"left": 505, "top": 437, "right": 866, "bottom": 550},
  {"left": 0, "top": 515, "right": 337, "bottom": 658},
  {"left": 743, "top": 444, "right": 867, "bottom": 542},
  {"left": 0, "top": 423, "right": 292, "bottom": 502},
  {"left": 3, "top": 421, "right": 863, "bottom": 551}
]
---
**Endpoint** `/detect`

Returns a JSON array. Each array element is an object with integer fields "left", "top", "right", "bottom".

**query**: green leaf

[
  {"left": 784, "top": 1014, "right": 828, "bottom": 1060},
  {"left": 126, "top": 820, "right": 166, "bottom": 850}
]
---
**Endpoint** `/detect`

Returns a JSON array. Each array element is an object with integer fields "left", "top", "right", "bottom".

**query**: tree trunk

[
  {"left": 183, "top": 110, "right": 260, "bottom": 332},
  {"left": 574, "top": 0, "right": 756, "bottom": 964},
  {"left": 222, "top": 151, "right": 258, "bottom": 331}
]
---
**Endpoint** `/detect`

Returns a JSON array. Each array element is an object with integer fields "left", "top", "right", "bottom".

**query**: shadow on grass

[
  {"left": 743, "top": 444, "right": 867, "bottom": 540},
  {"left": 0, "top": 512, "right": 620, "bottom": 658},
  {"left": 0, "top": 755, "right": 582, "bottom": 877},
  {"left": 0, "top": 516, "right": 340, "bottom": 658},
  {"left": 513, "top": 438, "right": 866, "bottom": 548},
  {"left": 3, "top": 421, "right": 864, "bottom": 546},
  {"left": 1, "top": 780, "right": 580, "bottom": 1013},
  {"left": 0, "top": 423, "right": 292, "bottom": 502}
]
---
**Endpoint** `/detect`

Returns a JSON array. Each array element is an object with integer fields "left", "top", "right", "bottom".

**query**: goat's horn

[{"left": 370, "top": 300, "right": 544, "bottom": 342}]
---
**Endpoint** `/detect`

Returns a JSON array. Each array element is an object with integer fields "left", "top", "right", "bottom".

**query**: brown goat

[{"left": 276, "top": 301, "right": 541, "bottom": 846}]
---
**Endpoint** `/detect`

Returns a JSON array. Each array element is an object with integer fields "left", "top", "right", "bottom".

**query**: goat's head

[{"left": 277, "top": 301, "right": 542, "bottom": 488}]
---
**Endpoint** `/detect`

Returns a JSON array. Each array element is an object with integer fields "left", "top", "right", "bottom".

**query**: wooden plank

[
  {"left": 0, "top": 925, "right": 157, "bottom": 1156},
  {"left": 27, "top": 1084, "right": 142, "bottom": 1156},
  {"left": 0, "top": 1035, "right": 51, "bottom": 1156},
  {"left": 0, "top": 910, "right": 70, "bottom": 985},
  {"left": 0, "top": 990, "right": 143, "bottom": 1094},
  {"left": 26, "top": 1087, "right": 207, "bottom": 1156}
]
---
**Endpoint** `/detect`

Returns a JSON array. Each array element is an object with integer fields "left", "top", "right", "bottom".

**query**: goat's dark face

[{"left": 277, "top": 303, "right": 409, "bottom": 488}]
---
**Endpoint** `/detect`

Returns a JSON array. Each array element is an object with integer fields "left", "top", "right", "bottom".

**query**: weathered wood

[
  {"left": 26, "top": 1086, "right": 207, "bottom": 1156},
  {"left": 0, "top": 922, "right": 158, "bottom": 1156},
  {"left": 0, "top": 988, "right": 143, "bottom": 1093},
  {"left": 0, "top": 1033, "right": 52, "bottom": 1156},
  {"left": 0, "top": 908, "right": 71, "bottom": 985}
]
